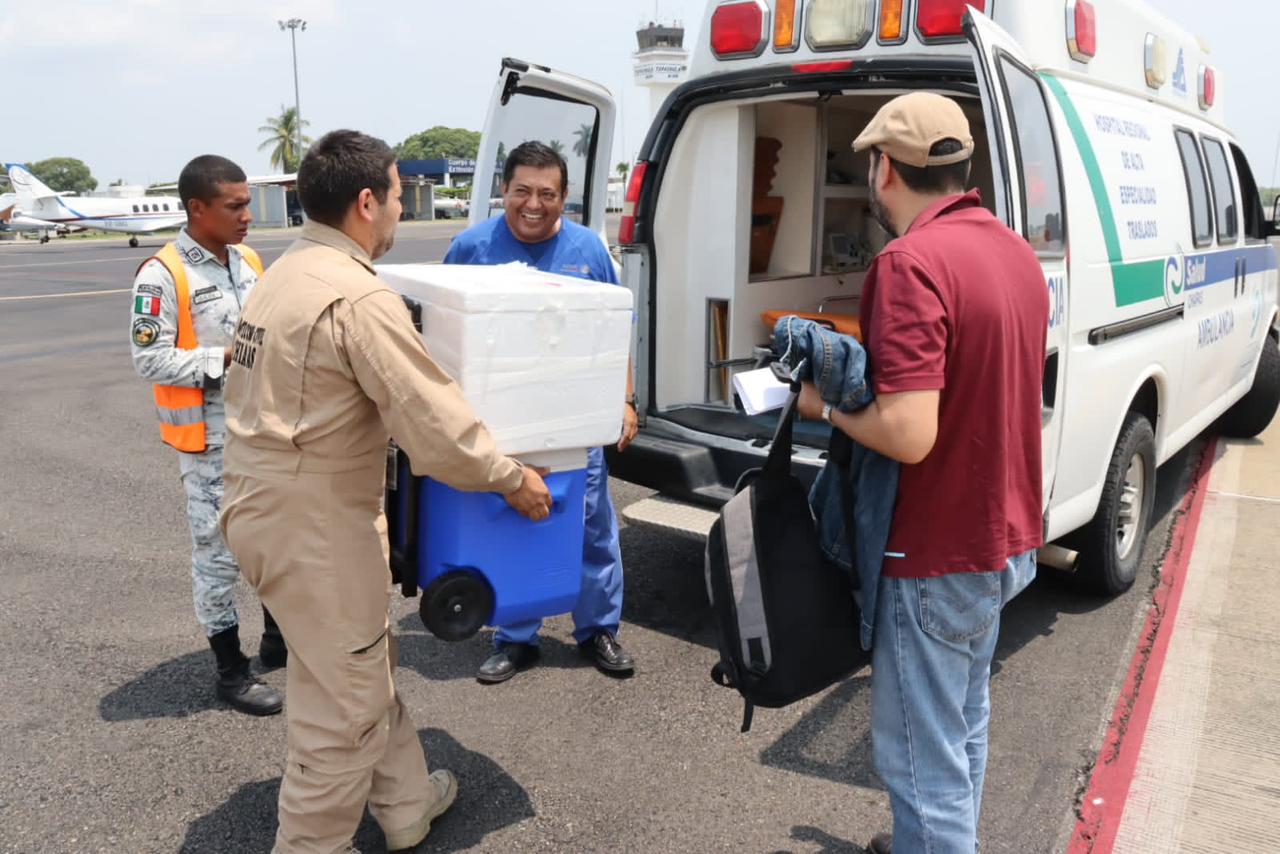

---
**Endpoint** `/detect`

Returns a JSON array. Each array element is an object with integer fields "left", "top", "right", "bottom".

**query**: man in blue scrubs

[{"left": 444, "top": 141, "right": 638, "bottom": 683}]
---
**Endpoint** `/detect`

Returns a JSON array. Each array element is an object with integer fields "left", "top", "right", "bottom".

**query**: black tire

[
  {"left": 1217, "top": 334, "right": 1280, "bottom": 439},
  {"left": 419, "top": 571, "right": 494, "bottom": 642},
  {"left": 1069, "top": 412, "right": 1157, "bottom": 595}
]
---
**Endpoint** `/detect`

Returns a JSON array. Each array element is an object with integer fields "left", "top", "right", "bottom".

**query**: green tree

[
  {"left": 25, "top": 158, "right": 97, "bottom": 195},
  {"left": 573, "top": 123, "right": 593, "bottom": 158},
  {"left": 548, "top": 139, "right": 566, "bottom": 156},
  {"left": 616, "top": 161, "right": 629, "bottom": 178},
  {"left": 395, "top": 126, "right": 481, "bottom": 161},
  {"left": 258, "top": 106, "right": 312, "bottom": 173}
]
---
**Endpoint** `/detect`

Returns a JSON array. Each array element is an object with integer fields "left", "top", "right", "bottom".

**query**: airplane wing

[{"left": 147, "top": 173, "right": 296, "bottom": 192}]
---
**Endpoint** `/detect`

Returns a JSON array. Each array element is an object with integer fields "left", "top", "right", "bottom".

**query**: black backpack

[{"left": 705, "top": 379, "right": 868, "bottom": 732}]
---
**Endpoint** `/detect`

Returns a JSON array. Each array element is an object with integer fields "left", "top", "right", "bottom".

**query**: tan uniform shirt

[{"left": 222, "top": 220, "right": 522, "bottom": 492}]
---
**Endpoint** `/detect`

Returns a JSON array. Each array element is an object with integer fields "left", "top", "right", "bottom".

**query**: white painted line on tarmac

[
  {"left": 0, "top": 288, "right": 131, "bottom": 302},
  {"left": 0, "top": 257, "right": 136, "bottom": 270}
]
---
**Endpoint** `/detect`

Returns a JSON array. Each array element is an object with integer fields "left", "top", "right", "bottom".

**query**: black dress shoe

[
  {"left": 580, "top": 633, "right": 635, "bottom": 675},
  {"left": 867, "top": 832, "right": 892, "bottom": 854},
  {"left": 476, "top": 643, "right": 540, "bottom": 684}
]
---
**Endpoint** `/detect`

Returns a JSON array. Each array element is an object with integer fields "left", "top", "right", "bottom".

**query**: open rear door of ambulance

[
  {"left": 965, "top": 9, "right": 1071, "bottom": 517},
  {"left": 471, "top": 58, "right": 617, "bottom": 242}
]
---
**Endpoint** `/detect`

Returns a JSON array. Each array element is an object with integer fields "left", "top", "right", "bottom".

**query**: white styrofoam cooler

[{"left": 377, "top": 263, "right": 634, "bottom": 460}]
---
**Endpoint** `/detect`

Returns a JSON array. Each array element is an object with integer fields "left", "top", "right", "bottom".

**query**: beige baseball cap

[{"left": 852, "top": 92, "right": 974, "bottom": 168}]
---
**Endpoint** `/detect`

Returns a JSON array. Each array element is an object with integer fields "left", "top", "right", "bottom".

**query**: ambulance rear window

[
  {"left": 1200, "top": 137, "right": 1237, "bottom": 243},
  {"left": 1173, "top": 129, "right": 1213, "bottom": 247},
  {"left": 999, "top": 56, "right": 1065, "bottom": 255}
]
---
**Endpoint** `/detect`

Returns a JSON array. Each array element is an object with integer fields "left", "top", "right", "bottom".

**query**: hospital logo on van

[
  {"left": 1172, "top": 50, "right": 1188, "bottom": 96},
  {"left": 1164, "top": 255, "right": 1183, "bottom": 304}
]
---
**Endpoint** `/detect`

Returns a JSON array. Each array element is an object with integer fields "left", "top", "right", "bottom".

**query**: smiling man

[
  {"left": 444, "top": 140, "right": 639, "bottom": 684},
  {"left": 128, "top": 154, "right": 283, "bottom": 717}
]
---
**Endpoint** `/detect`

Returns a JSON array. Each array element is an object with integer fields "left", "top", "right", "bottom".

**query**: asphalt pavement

[{"left": 0, "top": 222, "right": 1202, "bottom": 853}]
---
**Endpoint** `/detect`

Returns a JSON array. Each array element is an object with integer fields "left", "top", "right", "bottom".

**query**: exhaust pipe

[{"left": 1037, "top": 544, "right": 1079, "bottom": 573}]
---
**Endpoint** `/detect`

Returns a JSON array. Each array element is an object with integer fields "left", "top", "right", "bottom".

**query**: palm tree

[
  {"left": 616, "top": 162, "right": 629, "bottom": 178},
  {"left": 572, "top": 124, "right": 593, "bottom": 158},
  {"left": 548, "top": 139, "right": 566, "bottom": 156},
  {"left": 258, "top": 106, "right": 312, "bottom": 173}
]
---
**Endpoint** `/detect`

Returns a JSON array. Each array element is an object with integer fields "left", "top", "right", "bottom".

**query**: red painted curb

[{"left": 1065, "top": 438, "right": 1218, "bottom": 854}]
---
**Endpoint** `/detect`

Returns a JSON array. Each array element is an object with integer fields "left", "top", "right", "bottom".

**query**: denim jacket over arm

[{"left": 773, "top": 316, "right": 900, "bottom": 650}]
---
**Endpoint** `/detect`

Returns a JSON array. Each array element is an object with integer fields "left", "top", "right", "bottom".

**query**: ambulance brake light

[
  {"left": 1065, "top": 0, "right": 1096, "bottom": 62},
  {"left": 806, "top": 0, "right": 874, "bottom": 51},
  {"left": 916, "top": 0, "right": 987, "bottom": 42},
  {"left": 618, "top": 161, "right": 649, "bottom": 246},
  {"left": 711, "top": 0, "right": 769, "bottom": 59},
  {"left": 879, "top": 0, "right": 905, "bottom": 44},
  {"left": 1198, "top": 65, "right": 1215, "bottom": 109},
  {"left": 792, "top": 60, "right": 856, "bottom": 74},
  {"left": 774, "top": 0, "right": 800, "bottom": 52}
]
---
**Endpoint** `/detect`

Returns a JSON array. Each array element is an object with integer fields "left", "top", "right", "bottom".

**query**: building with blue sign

[{"left": 397, "top": 158, "right": 501, "bottom": 189}]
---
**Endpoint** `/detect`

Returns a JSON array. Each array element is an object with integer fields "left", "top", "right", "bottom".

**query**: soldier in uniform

[
  {"left": 220, "top": 130, "right": 552, "bottom": 853},
  {"left": 129, "top": 155, "right": 283, "bottom": 717}
]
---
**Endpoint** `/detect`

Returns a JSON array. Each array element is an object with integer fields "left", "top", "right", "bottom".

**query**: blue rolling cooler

[{"left": 387, "top": 446, "right": 586, "bottom": 641}]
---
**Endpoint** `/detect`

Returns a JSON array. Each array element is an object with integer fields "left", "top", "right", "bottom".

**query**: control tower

[{"left": 633, "top": 19, "right": 688, "bottom": 120}]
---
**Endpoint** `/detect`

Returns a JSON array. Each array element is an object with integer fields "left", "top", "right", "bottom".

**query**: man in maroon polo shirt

[{"left": 798, "top": 92, "right": 1048, "bottom": 854}]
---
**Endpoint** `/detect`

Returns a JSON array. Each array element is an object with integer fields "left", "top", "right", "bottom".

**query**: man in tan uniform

[{"left": 220, "top": 129, "right": 552, "bottom": 854}]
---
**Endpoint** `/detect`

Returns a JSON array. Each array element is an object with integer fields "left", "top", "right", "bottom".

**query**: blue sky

[{"left": 3, "top": 0, "right": 1276, "bottom": 187}]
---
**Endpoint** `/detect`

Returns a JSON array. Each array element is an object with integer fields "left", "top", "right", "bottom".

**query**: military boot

[
  {"left": 208, "top": 625, "right": 283, "bottom": 716},
  {"left": 259, "top": 606, "right": 287, "bottom": 669}
]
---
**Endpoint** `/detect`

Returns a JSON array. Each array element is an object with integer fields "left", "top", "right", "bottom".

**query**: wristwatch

[
  {"left": 821, "top": 403, "right": 833, "bottom": 424},
  {"left": 625, "top": 394, "right": 638, "bottom": 411}
]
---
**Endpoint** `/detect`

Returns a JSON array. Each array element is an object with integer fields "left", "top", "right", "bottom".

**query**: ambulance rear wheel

[
  {"left": 1217, "top": 334, "right": 1280, "bottom": 439},
  {"left": 1069, "top": 412, "right": 1156, "bottom": 596},
  {"left": 420, "top": 572, "right": 494, "bottom": 642}
]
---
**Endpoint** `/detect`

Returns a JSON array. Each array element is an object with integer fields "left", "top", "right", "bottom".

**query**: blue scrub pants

[{"left": 494, "top": 446, "right": 624, "bottom": 646}]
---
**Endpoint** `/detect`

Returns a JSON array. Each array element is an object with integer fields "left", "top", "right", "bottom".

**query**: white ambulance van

[{"left": 469, "top": 0, "right": 1280, "bottom": 594}]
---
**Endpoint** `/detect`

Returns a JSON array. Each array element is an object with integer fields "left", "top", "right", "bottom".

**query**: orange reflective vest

[{"left": 144, "top": 242, "right": 264, "bottom": 453}]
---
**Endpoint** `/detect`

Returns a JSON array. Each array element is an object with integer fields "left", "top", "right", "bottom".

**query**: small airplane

[
  {"left": 0, "top": 190, "right": 81, "bottom": 240},
  {"left": 6, "top": 163, "right": 185, "bottom": 247}
]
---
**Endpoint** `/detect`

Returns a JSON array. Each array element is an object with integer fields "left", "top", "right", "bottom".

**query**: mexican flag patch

[{"left": 134, "top": 294, "right": 161, "bottom": 316}]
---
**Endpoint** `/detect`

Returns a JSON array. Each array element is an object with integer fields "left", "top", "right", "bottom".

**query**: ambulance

[{"left": 469, "top": 0, "right": 1280, "bottom": 595}]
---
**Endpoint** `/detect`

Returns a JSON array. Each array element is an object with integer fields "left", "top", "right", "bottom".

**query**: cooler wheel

[{"left": 419, "top": 571, "right": 494, "bottom": 641}]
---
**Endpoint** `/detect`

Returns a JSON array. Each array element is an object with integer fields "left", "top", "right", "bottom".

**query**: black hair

[
  {"left": 297, "top": 129, "right": 396, "bottom": 227},
  {"left": 178, "top": 155, "right": 246, "bottom": 213},
  {"left": 877, "top": 139, "right": 970, "bottom": 194},
  {"left": 502, "top": 141, "right": 569, "bottom": 194}
]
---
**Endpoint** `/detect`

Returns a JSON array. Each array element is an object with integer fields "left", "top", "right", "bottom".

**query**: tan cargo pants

[{"left": 222, "top": 459, "right": 438, "bottom": 854}]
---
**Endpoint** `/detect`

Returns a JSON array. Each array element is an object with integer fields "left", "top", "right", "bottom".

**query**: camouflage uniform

[{"left": 129, "top": 228, "right": 259, "bottom": 636}]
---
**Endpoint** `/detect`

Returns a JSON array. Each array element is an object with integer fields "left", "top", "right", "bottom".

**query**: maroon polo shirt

[{"left": 861, "top": 190, "right": 1047, "bottom": 578}]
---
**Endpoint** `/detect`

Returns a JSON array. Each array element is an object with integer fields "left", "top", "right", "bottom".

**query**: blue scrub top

[{"left": 443, "top": 215, "right": 619, "bottom": 285}]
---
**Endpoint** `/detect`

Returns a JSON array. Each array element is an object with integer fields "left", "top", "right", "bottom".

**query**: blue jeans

[
  {"left": 495, "top": 446, "right": 624, "bottom": 646},
  {"left": 870, "top": 550, "right": 1036, "bottom": 853}
]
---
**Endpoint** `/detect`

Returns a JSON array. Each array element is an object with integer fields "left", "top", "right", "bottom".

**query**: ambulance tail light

[
  {"left": 773, "top": 0, "right": 800, "bottom": 52},
  {"left": 805, "top": 0, "right": 874, "bottom": 51},
  {"left": 1198, "top": 65, "right": 1215, "bottom": 109},
  {"left": 916, "top": 0, "right": 987, "bottom": 42},
  {"left": 618, "top": 161, "right": 649, "bottom": 246},
  {"left": 711, "top": 0, "right": 769, "bottom": 59},
  {"left": 1065, "top": 0, "right": 1096, "bottom": 62},
  {"left": 879, "top": 0, "right": 906, "bottom": 44}
]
